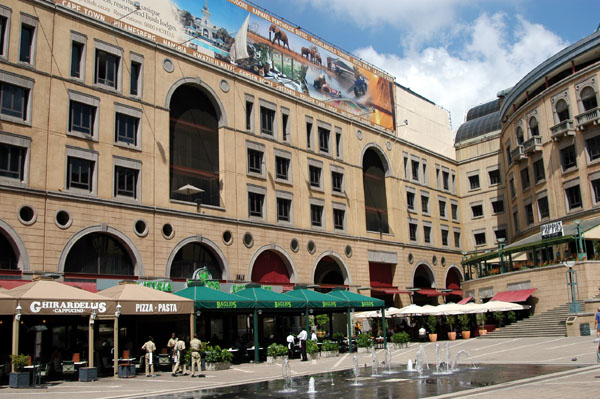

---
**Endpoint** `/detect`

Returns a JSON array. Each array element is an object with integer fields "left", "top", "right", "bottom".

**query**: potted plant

[
  {"left": 314, "top": 314, "right": 329, "bottom": 339},
  {"left": 425, "top": 315, "right": 438, "bottom": 342},
  {"left": 506, "top": 310, "right": 517, "bottom": 325},
  {"left": 9, "top": 354, "right": 30, "bottom": 388},
  {"left": 321, "top": 340, "right": 340, "bottom": 358},
  {"left": 306, "top": 339, "right": 319, "bottom": 360},
  {"left": 356, "top": 333, "right": 373, "bottom": 353},
  {"left": 476, "top": 313, "right": 487, "bottom": 335},
  {"left": 458, "top": 314, "right": 471, "bottom": 339},
  {"left": 390, "top": 332, "right": 410, "bottom": 349},
  {"left": 266, "top": 343, "right": 288, "bottom": 364},
  {"left": 204, "top": 345, "right": 233, "bottom": 370},
  {"left": 445, "top": 315, "right": 457, "bottom": 341},
  {"left": 493, "top": 311, "right": 505, "bottom": 330}
]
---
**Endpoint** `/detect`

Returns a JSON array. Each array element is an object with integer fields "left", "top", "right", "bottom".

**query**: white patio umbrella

[
  {"left": 383, "top": 307, "right": 404, "bottom": 317},
  {"left": 435, "top": 302, "right": 468, "bottom": 315},
  {"left": 397, "top": 304, "right": 425, "bottom": 316},
  {"left": 460, "top": 302, "right": 488, "bottom": 314},
  {"left": 421, "top": 304, "right": 444, "bottom": 315},
  {"left": 484, "top": 300, "right": 530, "bottom": 312}
]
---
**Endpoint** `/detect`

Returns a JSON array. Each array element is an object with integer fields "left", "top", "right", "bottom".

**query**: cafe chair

[{"left": 62, "top": 360, "right": 76, "bottom": 379}]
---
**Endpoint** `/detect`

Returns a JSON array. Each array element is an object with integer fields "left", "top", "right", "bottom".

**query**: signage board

[
  {"left": 54, "top": 0, "right": 396, "bottom": 130},
  {"left": 541, "top": 221, "right": 563, "bottom": 240}
]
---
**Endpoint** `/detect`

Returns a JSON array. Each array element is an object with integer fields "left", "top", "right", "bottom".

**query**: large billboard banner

[{"left": 55, "top": 0, "right": 396, "bottom": 130}]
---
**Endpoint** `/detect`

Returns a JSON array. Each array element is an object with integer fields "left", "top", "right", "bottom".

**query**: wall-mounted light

[
  {"left": 257, "top": 309, "right": 263, "bottom": 315},
  {"left": 90, "top": 309, "right": 97, "bottom": 325},
  {"left": 16, "top": 304, "right": 22, "bottom": 321},
  {"left": 115, "top": 303, "right": 122, "bottom": 318},
  {"left": 195, "top": 310, "right": 202, "bottom": 317},
  {"left": 309, "top": 308, "right": 314, "bottom": 314}
]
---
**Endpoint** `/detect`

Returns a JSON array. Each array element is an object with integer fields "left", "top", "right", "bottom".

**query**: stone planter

[
  {"left": 205, "top": 361, "right": 230, "bottom": 371},
  {"left": 447, "top": 332, "right": 457, "bottom": 341},
  {"left": 79, "top": 367, "right": 97, "bottom": 382},
  {"left": 357, "top": 346, "right": 371, "bottom": 353},
  {"left": 478, "top": 329, "right": 488, "bottom": 336},
  {"left": 462, "top": 331, "right": 471, "bottom": 339},
  {"left": 389, "top": 342, "right": 406, "bottom": 350},
  {"left": 9, "top": 372, "right": 30, "bottom": 388},
  {"left": 428, "top": 333, "right": 438, "bottom": 342},
  {"left": 266, "top": 356, "right": 282, "bottom": 364},
  {"left": 308, "top": 352, "right": 319, "bottom": 360},
  {"left": 320, "top": 350, "right": 339, "bottom": 358}
]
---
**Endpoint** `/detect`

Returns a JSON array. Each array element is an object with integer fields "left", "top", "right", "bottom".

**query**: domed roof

[{"left": 455, "top": 99, "right": 501, "bottom": 145}]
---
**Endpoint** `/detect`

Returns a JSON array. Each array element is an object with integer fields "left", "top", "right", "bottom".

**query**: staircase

[{"left": 479, "top": 302, "right": 582, "bottom": 338}]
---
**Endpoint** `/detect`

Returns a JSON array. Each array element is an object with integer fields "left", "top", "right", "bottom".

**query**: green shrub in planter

[
  {"left": 267, "top": 343, "right": 288, "bottom": 357},
  {"left": 458, "top": 314, "right": 470, "bottom": 331},
  {"left": 507, "top": 311, "right": 517, "bottom": 324},
  {"left": 10, "top": 354, "right": 29, "bottom": 371},
  {"left": 205, "top": 345, "right": 233, "bottom": 363},
  {"left": 445, "top": 315, "right": 457, "bottom": 332},
  {"left": 390, "top": 332, "right": 410, "bottom": 344},
  {"left": 493, "top": 311, "right": 505, "bottom": 327},
  {"left": 425, "top": 315, "right": 437, "bottom": 334},
  {"left": 356, "top": 333, "right": 373, "bottom": 348},
  {"left": 476, "top": 313, "right": 486, "bottom": 330},
  {"left": 306, "top": 339, "right": 319, "bottom": 355},
  {"left": 321, "top": 340, "right": 339, "bottom": 352},
  {"left": 333, "top": 332, "right": 345, "bottom": 341}
]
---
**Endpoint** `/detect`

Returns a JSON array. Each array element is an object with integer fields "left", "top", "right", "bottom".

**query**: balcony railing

[
  {"left": 510, "top": 145, "right": 527, "bottom": 164},
  {"left": 550, "top": 119, "right": 576, "bottom": 141},
  {"left": 575, "top": 107, "right": 600, "bottom": 130},
  {"left": 523, "top": 136, "right": 542, "bottom": 153}
]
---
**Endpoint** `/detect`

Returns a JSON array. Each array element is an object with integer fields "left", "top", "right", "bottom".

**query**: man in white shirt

[
  {"left": 297, "top": 329, "right": 308, "bottom": 361},
  {"left": 418, "top": 326, "right": 427, "bottom": 342},
  {"left": 286, "top": 332, "right": 295, "bottom": 359}
]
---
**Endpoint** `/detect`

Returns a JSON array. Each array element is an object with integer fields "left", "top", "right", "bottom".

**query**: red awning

[
  {"left": 448, "top": 290, "right": 463, "bottom": 296},
  {"left": 417, "top": 288, "right": 449, "bottom": 297},
  {"left": 490, "top": 288, "right": 536, "bottom": 302},
  {"left": 458, "top": 296, "right": 473, "bottom": 304},
  {"left": 371, "top": 287, "right": 410, "bottom": 295}
]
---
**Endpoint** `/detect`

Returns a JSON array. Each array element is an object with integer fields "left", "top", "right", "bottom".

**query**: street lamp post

[
  {"left": 564, "top": 261, "right": 580, "bottom": 313},
  {"left": 574, "top": 220, "right": 585, "bottom": 261}
]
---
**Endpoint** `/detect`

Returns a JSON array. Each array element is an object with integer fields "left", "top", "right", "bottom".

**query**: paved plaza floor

[{"left": 1, "top": 336, "right": 599, "bottom": 398}]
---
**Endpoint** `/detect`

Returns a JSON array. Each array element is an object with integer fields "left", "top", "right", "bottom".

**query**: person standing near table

[
  {"left": 167, "top": 332, "right": 177, "bottom": 367},
  {"left": 189, "top": 335, "right": 203, "bottom": 377},
  {"left": 172, "top": 337, "right": 189, "bottom": 376},
  {"left": 286, "top": 332, "right": 295, "bottom": 359},
  {"left": 297, "top": 329, "right": 308, "bottom": 361},
  {"left": 141, "top": 336, "right": 156, "bottom": 377}
]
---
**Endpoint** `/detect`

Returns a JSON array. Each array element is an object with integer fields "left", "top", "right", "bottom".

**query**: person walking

[
  {"left": 297, "top": 329, "right": 308, "bottom": 361},
  {"left": 286, "top": 332, "right": 295, "bottom": 359},
  {"left": 189, "top": 335, "right": 203, "bottom": 377},
  {"left": 172, "top": 337, "right": 188, "bottom": 376},
  {"left": 167, "top": 332, "right": 177, "bottom": 368},
  {"left": 595, "top": 307, "right": 600, "bottom": 338},
  {"left": 141, "top": 336, "right": 156, "bottom": 377}
]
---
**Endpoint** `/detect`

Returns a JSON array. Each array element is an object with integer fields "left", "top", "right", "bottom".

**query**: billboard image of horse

[{"left": 54, "top": 0, "right": 396, "bottom": 130}]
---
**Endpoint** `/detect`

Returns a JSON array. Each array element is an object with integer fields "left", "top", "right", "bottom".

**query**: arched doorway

[
  {"left": 412, "top": 263, "right": 437, "bottom": 305},
  {"left": 251, "top": 250, "right": 292, "bottom": 285},
  {"left": 170, "top": 242, "right": 223, "bottom": 280},
  {"left": 362, "top": 147, "right": 389, "bottom": 233},
  {"left": 445, "top": 266, "right": 463, "bottom": 303},
  {"left": 0, "top": 233, "right": 18, "bottom": 270},
  {"left": 169, "top": 84, "right": 220, "bottom": 206},
  {"left": 313, "top": 255, "right": 346, "bottom": 293},
  {"left": 64, "top": 233, "right": 135, "bottom": 276}
]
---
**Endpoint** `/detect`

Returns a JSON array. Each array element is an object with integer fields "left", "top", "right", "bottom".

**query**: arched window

[
  {"left": 251, "top": 250, "right": 290, "bottom": 284},
  {"left": 581, "top": 86, "right": 598, "bottom": 111},
  {"left": 314, "top": 256, "right": 345, "bottom": 289},
  {"left": 170, "top": 242, "right": 222, "bottom": 280},
  {"left": 64, "top": 233, "right": 134, "bottom": 275},
  {"left": 170, "top": 85, "right": 220, "bottom": 206},
  {"left": 555, "top": 99, "right": 570, "bottom": 122},
  {"left": 516, "top": 126, "right": 524, "bottom": 144},
  {"left": 362, "top": 148, "right": 389, "bottom": 233},
  {"left": 529, "top": 116, "right": 539, "bottom": 137},
  {"left": 0, "top": 233, "right": 18, "bottom": 270}
]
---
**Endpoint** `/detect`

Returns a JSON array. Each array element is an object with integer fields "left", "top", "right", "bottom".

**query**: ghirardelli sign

[{"left": 29, "top": 301, "right": 107, "bottom": 314}]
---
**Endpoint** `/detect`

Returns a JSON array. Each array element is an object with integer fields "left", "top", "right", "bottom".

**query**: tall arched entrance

[
  {"left": 445, "top": 266, "right": 463, "bottom": 303},
  {"left": 412, "top": 263, "right": 437, "bottom": 305},
  {"left": 313, "top": 255, "right": 347, "bottom": 293},
  {"left": 170, "top": 242, "right": 223, "bottom": 280},
  {"left": 251, "top": 250, "right": 292, "bottom": 286},
  {"left": 64, "top": 233, "right": 135, "bottom": 276},
  {"left": 169, "top": 83, "right": 220, "bottom": 206},
  {"left": 362, "top": 147, "right": 389, "bottom": 233},
  {"left": 0, "top": 233, "right": 18, "bottom": 270}
]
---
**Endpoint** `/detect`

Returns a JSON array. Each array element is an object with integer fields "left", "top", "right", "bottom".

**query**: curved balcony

[
  {"left": 550, "top": 119, "right": 576, "bottom": 141},
  {"left": 523, "top": 136, "right": 542, "bottom": 153},
  {"left": 510, "top": 145, "right": 527, "bottom": 164},
  {"left": 575, "top": 107, "right": 600, "bottom": 130}
]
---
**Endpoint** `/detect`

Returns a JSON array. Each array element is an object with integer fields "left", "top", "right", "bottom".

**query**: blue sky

[{"left": 245, "top": 0, "right": 600, "bottom": 130}]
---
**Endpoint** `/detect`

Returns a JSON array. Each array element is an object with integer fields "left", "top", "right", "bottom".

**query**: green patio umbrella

[
  {"left": 174, "top": 282, "right": 254, "bottom": 310},
  {"left": 284, "top": 287, "right": 349, "bottom": 334}
]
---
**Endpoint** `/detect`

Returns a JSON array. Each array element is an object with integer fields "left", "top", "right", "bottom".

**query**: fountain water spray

[
  {"left": 434, "top": 342, "right": 451, "bottom": 374},
  {"left": 307, "top": 376, "right": 316, "bottom": 393},
  {"left": 451, "top": 350, "right": 477, "bottom": 370},
  {"left": 280, "top": 358, "right": 296, "bottom": 393},
  {"left": 371, "top": 346, "right": 380, "bottom": 376},
  {"left": 381, "top": 345, "right": 398, "bottom": 374},
  {"left": 351, "top": 354, "right": 362, "bottom": 386},
  {"left": 406, "top": 358, "right": 414, "bottom": 371},
  {"left": 414, "top": 345, "right": 430, "bottom": 377}
]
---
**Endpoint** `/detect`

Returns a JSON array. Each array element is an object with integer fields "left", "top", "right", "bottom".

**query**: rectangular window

[
  {"left": 488, "top": 169, "right": 501, "bottom": 185},
  {"left": 71, "top": 41, "right": 84, "bottom": 78},
  {"left": 494, "top": 228, "right": 507, "bottom": 242},
  {"left": 439, "top": 199, "right": 446, "bottom": 218},
  {"left": 521, "top": 167, "right": 530, "bottom": 190},
  {"left": 247, "top": 149, "right": 263, "bottom": 175},
  {"left": 335, "top": 131, "right": 342, "bottom": 158},
  {"left": 533, "top": 158, "right": 545, "bottom": 183},
  {"left": 538, "top": 196, "right": 550, "bottom": 219},
  {"left": 67, "top": 156, "right": 94, "bottom": 192},
  {"left": 114, "top": 165, "right": 138, "bottom": 198},
  {"left": 468, "top": 174, "right": 480, "bottom": 190},
  {"left": 332, "top": 171, "right": 344, "bottom": 193},
  {"left": 130, "top": 60, "right": 142, "bottom": 96},
  {"left": 260, "top": 106, "right": 275, "bottom": 135},
  {"left": 525, "top": 203, "right": 534, "bottom": 225},
  {"left": 565, "top": 185, "right": 582, "bottom": 210},
  {"left": 245, "top": 98, "right": 254, "bottom": 131},
  {"left": 411, "top": 159, "right": 420, "bottom": 181},
  {"left": 506, "top": 143, "right": 512, "bottom": 164},
  {"left": 421, "top": 194, "right": 429, "bottom": 214},
  {"left": 422, "top": 162, "right": 428, "bottom": 185},
  {"left": 560, "top": 145, "right": 577, "bottom": 171},
  {"left": 248, "top": 191, "right": 264, "bottom": 218},
  {"left": 310, "top": 204, "right": 323, "bottom": 227},
  {"left": 441, "top": 228, "right": 449, "bottom": 246},
  {"left": 409, "top": 222, "right": 417, "bottom": 242},
  {"left": 306, "top": 120, "right": 313, "bottom": 149},
  {"left": 318, "top": 126, "right": 330, "bottom": 153},
  {"left": 510, "top": 177, "right": 516, "bottom": 198},
  {"left": 309, "top": 165, "right": 321, "bottom": 188},
  {"left": 404, "top": 155, "right": 409, "bottom": 178},
  {"left": 333, "top": 208, "right": 345, "bottom": 230},
  {"left": 0, "top": 143, "right": 26, "bottom": 180},
  {"left": 442, "top": 171, "right": 450, "bottom": 190},
  {"left": 407, "top": 191, "right": 415, "bottom": 210},
  {"left": 95, "top": 49, "right": 119, "bottom": 89},
  {"left": 0, "top": 82, "right": 28, "bottom": 120},
  {"left": 586, "top": 135, "right": 600, "bottom": 161},
  {"left": 281, "top": 111, "right": 289, "bottom": 141},
  {"left": 451, "top": 203, "right": 458, "bottom": 221},
  {"left": 592, "top": 178, "right": 600, "bottom": 204},
  {"left": 474, "top": 232, "right": 486, "bottom": 246},
  {"left": 19, "top": 23, "right": 35, "bottom": 64},
  {"left": 513, "top": 209, "right": 519, "bottom": 232},
  {"left": 471, "top": 204, "right": 483, "bottom": 218},
  {"left": 454, "top": 231, "right": 461, "bottom": 248},
  {"left": 275, "top": 156, "right": 289, "bottom": 181},
  {"left": 492, "top": 199, "right": 504, "bottom": 214},
  {"left": 423, "top": 225, "right": 431, "bottom": 244},
  {"left": 115, "top": 112, "right": 139, "bottom": 145},
  {"left": 0, "top": 13, "right": 8, "bottom": 58},
  {"left": 69, "top": 100, "right": 95, "bottom": 136},
  {"left": 277, "top": 197, "right": 291, "bottom": 222}
]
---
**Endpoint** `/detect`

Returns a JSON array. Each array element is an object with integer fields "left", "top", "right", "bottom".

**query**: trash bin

[{"left": 580, "top": 323, "right": 591, "bottom": 336}]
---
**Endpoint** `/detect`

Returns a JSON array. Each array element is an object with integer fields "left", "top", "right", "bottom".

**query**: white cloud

[{"left": 354, "top": 13, "right": 568, "bottom": 130}]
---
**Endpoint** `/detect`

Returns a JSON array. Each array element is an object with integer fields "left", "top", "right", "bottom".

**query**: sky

[{"left": 247, "top": 0, "right": 600, "bottom": 131}]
